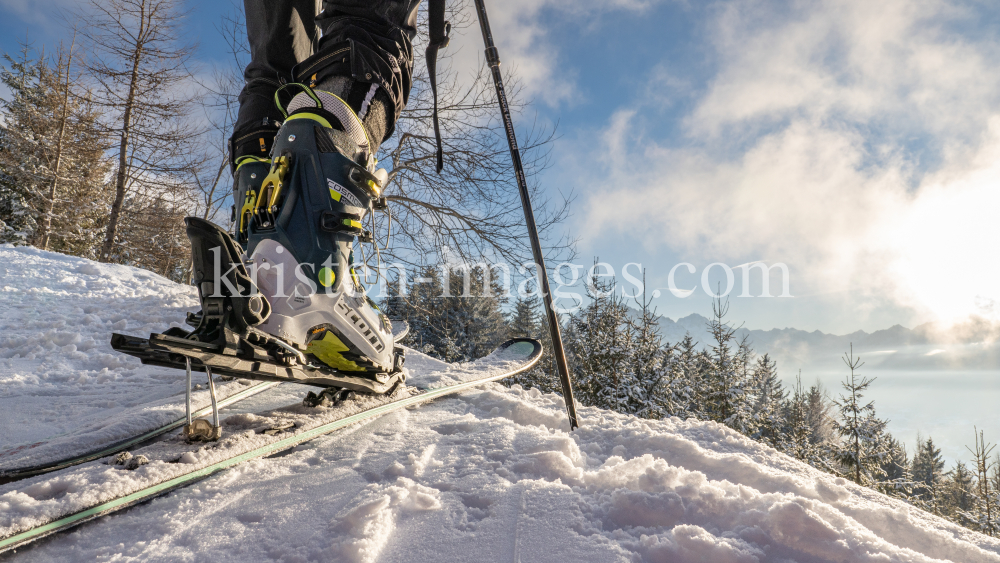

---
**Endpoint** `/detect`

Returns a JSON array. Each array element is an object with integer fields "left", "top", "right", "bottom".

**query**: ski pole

[{"left": 472, "top": 0, "right": 580, "bottom": 429}]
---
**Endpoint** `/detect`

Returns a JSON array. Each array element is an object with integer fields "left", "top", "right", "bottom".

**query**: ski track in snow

[{"left": 2, "top": 246, "right": 1000, "bottom": 562}]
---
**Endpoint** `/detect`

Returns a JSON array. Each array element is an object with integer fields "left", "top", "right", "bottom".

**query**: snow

[
  {"left": 0, "top": 245, "right": 273, "bottom": 472},
  {"left": 2, "top": 246, "right": 1000, "bottom": 562}
]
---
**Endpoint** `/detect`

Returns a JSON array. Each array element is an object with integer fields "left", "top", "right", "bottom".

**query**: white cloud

[
  {"left": 580, "top": 0, "right": 1000, "bottom": 324},
  {"left": 444, "top": 0, "right": 665, "bottom": 107},
  {"left": 0, "top": 0, "right": 81, "bottom": 30}
]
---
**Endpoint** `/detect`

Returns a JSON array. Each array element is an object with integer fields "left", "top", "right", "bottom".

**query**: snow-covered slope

[
  {"left": 2, "top": 246, "right": 999, "bottom": 562},
  {"left": 0, "top": 245, "right": 263, "bottom": 470}
]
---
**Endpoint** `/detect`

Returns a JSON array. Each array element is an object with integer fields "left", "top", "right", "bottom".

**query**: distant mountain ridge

[{"left": 656, "top": 313, "right": 1000, "bottom": 376}]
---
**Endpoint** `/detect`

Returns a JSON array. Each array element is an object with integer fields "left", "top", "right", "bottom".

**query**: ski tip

[
  {"left": 390, "top": 319, "right": 410, "bottom": 341},
  {"left": 493, "top": 337, "right": 543, "bottom": 364}
]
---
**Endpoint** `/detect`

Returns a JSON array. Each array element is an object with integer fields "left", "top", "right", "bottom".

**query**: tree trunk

[
  {"left": 38, "top": 42, "right": 76, "bottom": 251},
  {"left": 99, "top": 2, "right": 148, "bottom": 262}
]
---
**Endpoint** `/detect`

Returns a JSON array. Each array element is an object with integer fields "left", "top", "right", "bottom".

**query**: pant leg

[
  {"left": 303, "top": 0, "right": 421, "bottom": 144},
  {"left": 232, "top": 0, "right": 321, "bottom": 162},
  {"left": 233, "top": 0, "right": 421, "bottom": 164}
]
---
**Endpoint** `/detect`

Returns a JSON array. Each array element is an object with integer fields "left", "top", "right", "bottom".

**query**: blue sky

[{"left": 4, "top": 0, "right": 1000, "bottom": 335}]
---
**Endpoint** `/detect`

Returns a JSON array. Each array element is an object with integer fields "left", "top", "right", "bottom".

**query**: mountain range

[{"left": 656, "top": 313, "right": 1000, "bottom": 376}]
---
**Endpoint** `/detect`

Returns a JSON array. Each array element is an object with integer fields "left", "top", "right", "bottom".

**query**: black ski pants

[{"left": 233, "top": 0, "right": 420, "bottom": 161}]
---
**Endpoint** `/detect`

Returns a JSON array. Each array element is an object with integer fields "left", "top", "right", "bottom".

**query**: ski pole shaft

[
  {"left": 206, "top": 366, "right": 220, "bottom": 429},
  {"left": 473, "top": 0, "right": 580, "bottom": 430},
  {"left": 185, "top": 357, "right": 193, "bottom": 425}
]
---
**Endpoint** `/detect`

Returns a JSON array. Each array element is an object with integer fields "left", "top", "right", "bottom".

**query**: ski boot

[
  {"left": 239, "top": 84, "right": 403, "bottom": 381},
  {"left": 109, "top": 89, "right": 406, "bottom": 399}
]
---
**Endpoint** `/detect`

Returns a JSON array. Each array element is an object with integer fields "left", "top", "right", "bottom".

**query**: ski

[
  {"left": 1, "top": 322, "right": 409, "bottom": 483},
  {"left": 0, "top": 338, "right": 541, "bottom": 554},
  {"left": 0, "top": 381, "right": 279, "bottom": 484}
]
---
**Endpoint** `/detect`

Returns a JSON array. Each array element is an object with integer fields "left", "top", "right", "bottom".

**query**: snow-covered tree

[
  {"left": 751, "top": 354, "right": 785, "bottom": 448},
  {"left": 958, "top": 429, "right": 999, "bottom": 536},
  {"left": 703, "top": 296, "right": 754, "bottom": 432},
  {"left": 911, "top": 435, "right": 947, "bottom": 508},
  {"left": 565, "top": 267, "right": 634, "bottom": 412},
  {"left": 943, "top": 462, "right": 976, "bottom": 522},
  {"left": 505, "top": 285, "right": 561, "bottom": 393},
  {"left": 626, "top": 281, "right": 674, "bottom": 420},
  {"left": 0, "top": 40, "right": 111, "bottom": 254},
  {"left": 669, "top": 334, "right": 706, "bottom": 419},
  {"left": 832, "top": 346, "right": 891, "bottom": 486},
  {"left": 782, "top": 372, "right": 817, "bottom": 462},
  {"left": 0, "top": 44, "right": 43, "bottom": 244},
  {"left": 382, "top": 264, "right": 508, "bottom": 363},
  {"left": 806, "top": 383, "right": 836, "bottom": 447},
  {"left": 878, "top": 435, "right": 917, "bottom": 499}
]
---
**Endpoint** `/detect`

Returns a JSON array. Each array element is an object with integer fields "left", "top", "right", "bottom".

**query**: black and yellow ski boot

[{"left": 241, "top": 85, "right": 401, "bottom": 380}]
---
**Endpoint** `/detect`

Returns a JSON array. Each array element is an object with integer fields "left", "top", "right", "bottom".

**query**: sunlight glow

[{"left": 882, "top": 118, "right": 1000, "bottom": 325}]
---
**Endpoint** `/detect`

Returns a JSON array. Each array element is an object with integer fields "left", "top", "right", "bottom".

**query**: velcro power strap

[{"left": 426, "top": 0, "right": 450, "bottom": 173}]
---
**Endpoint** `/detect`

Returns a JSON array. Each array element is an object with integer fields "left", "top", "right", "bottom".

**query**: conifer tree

[
  {"left": 783, "top": 372, "right": 815, "bottom": 462},
  {"left": 381, "top": 265, "right": 443, "bottom": 356},
  {"left": 504, "top": 283, "right": 560, "bottom": 393},
  {"left": 912, "top": 435, "right": 947, "bottom": 507},
  {"left": 944, "top": 462, "right": 976, "bottom": 522},
  {"left": 832, "top": 345, "right": 891, "bottom": 486},
  {"left": 879, "top": 436, "right": 916, "bottom": 498},
  {"left": 0, "top": 40, "right": 111, "bottom": 255},
  {"left": 566, "top": 266, "right": 633, "bottom": 412},
  {"left": 806, "top": 383, "right": 835, "bottom": 446},
  {"left": 703, "top": 296, "right": 753, "bottom": 431},
  {"left": 382, "top": 264, "right": 507, "bottom": 362},
  {"left": 670, "top": 334, "right": 705, "bottom": 419},
  {"left": 626, "top": 279, "right": 674, "bottom": 419},
  {"left": 0, "top": 43, "right": 43, "bottom": 244},
  {"left": 961, "top": 429, "right": 998, "bottom": 536},
  {"left": 751, "top": 354, "right": 785, "bottom": 447}
]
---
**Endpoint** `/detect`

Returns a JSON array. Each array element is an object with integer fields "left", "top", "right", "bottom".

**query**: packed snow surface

[{"left": 3, "top": 245, "right": 1000, "bottom": 562}]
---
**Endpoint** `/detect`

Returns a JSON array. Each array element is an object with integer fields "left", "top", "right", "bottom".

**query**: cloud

[
  {"left": 444, "top": 0, "right": 665, "bottom": 107},
  {"left": 0, "top": 0, "right": 79, "bottom": 30},
  {"left": 580, "top": 0, "right": 1000, "bottom": 324}
]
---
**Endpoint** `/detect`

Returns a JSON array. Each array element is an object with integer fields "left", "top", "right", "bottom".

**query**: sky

[{"left": 3, "top": 0, "right": 1000, "bottom": 335}]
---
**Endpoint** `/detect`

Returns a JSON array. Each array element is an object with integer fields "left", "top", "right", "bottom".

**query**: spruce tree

[
  {"left": 505, "top": 283, "right": 560, "bottom": 393},
  {"left": 944, "top": 462, "right": 976, "bottom": 522},
  {"left": 879, "top": 436, "right": 915, "bottom": 498},
  {"left": 381, "top": 264, "right": 507, "bottom": 362},
  {"left": 626, "top": 281, "right": 673, "bottom": 419},
  {"left": 0, "top": 43, "right": 43, "bottom": 244},
  {"left": 751, "top": 354, "right": 785, "bottom": 448},
  {"left": 565, "top": 266, "right": 633, "bottom": 412},
  {"left": 703, "top": 296, "right": 753, "bottom": 432},
  {"left": 0, "top": 41, "right": 111, "bottom": 256},
  {"left": 961, "top": 429, "right": 998, "bottom": 536},
  {"left": 912, "top": 435, "right": 947, "bottom": 507},
  {"left": 671, "top": 334, "right": 705, "bottom": 419},
  {"left": 783, "top": 372, "right": 815, "bottom": 462},
  {"left": 806, "top": 383, "right": 835, "bottom": 446},
  {"left": 832, "top": 345, "right": 891, "bottom": 486}
]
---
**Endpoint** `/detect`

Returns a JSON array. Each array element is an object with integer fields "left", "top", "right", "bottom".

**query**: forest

[{"left": 384, "top": 264, "right": 1000, "bottom": 537}]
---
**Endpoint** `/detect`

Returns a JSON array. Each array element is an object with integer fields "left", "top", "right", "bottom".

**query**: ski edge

[{"left": 0, "top": 337, "right": 540, "bottom": 554}]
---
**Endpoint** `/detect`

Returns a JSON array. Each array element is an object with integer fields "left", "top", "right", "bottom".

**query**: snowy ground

[
  {"left": 3, "top": 246, "right": 1000, "bottom": 562},
  {"left": 0, "top": 245, "right": 268, "bottom": 472}
]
